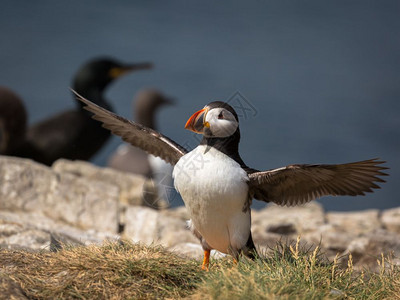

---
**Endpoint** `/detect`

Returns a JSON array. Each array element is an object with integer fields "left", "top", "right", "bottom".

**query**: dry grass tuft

[{"left": 0, "top": 241, "right": 202, "bottom": 299}]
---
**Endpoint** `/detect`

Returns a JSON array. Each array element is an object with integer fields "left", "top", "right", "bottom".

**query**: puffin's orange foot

[{"left": 201, "top": 250, "right": 210, "bottom": 271}]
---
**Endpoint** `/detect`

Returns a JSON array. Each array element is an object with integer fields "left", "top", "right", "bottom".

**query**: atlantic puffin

[
  {"left": 2, "top": 58, "right": 152, "bottom": 165},
  {"left": 74, "top": 92, "right": 387, "bottom": 270}
]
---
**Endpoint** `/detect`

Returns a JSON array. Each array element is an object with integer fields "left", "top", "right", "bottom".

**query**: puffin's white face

[
  {"left": 204, "top": 108, "right": 238, "bottom": 138},
  {"left": 185, "top": 105, "right": 239, "bottom": 138}
]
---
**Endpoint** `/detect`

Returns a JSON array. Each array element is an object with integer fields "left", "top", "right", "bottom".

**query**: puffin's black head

[
  {"left": 73, "top": 57, "right": 153, "bottom": 95},
  {"left": 185, "top": 101, "right": 239, "bottom": 138}
]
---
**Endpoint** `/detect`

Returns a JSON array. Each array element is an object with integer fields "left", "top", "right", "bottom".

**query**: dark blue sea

[{"left": 1, "top": 1, "right": 399, "bottom": 211}]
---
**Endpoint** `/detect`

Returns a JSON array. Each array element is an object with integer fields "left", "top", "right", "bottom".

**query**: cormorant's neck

[
  {"left": 135, "top": 108, "right": 156, "bottom": 129},
  {"left": 200, "top": 129, "right": 247, "bottom": 167},
  {"left": 72, "top": 84, "right": 112, "bottom": 112}
]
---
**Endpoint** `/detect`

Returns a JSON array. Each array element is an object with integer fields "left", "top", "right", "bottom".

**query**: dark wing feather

[
  {"left": 248, "top": 158, "right": 388, "bottom": 206},
  {"left": 72, "top": 90, "right": 188, "bottom": 165}
]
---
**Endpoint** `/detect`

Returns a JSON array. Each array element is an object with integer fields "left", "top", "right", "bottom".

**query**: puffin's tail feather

[{"left": 242, "top": 233, "right": 258, "bottom": 260}]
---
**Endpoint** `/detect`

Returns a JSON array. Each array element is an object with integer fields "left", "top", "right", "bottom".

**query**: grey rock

[
  {"left": 0, "top": 211, "right": 118, "bottom": 251},
  {"left": 123, "top": 206, "right": 197, "bottom": 247},
  {"left": 0, "top": 156, "right": 52, "bottom": 212},
  {"left": 52, "top": 159, "right": 163, "bottom": 208},
  {"left": 343, "top": 230, "right": 400, "bottom": 270},
  {"left": 51, "top": 159, "right": 167, "bottom": 233},
  {"left": 326, "top": 209, "right": 381, "bottom": 235},
  {"left": 46, "top": 172, "right": 119, "bottom": 232},
  {"left": 251, "top": 202, "right": 325, "bottom": 243},
  {"left": 302, "top": 223, "right": 355, "bottom": 260},
  {"left": 0, "top": 226, "right": 49, "bottom": 251},
  {"left": 158, "top": 212, "right": 198, "bottom": 247},
  {"left": 0, "top": 156, "right": 119, "bottom": 232},
  {"left": 381, "top": 207, "right": 400, "bottom": 234},
  {"left": 124, "top": 206, "right": 159, "bottom": 245}
]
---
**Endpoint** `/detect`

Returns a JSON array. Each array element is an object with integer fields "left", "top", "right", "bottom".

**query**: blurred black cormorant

[
  {"left": 0, "top": 87, "right": 27, "bottom": 155},
  {"left": 0, "top": 57, "right": 152, "bottom": 165}
]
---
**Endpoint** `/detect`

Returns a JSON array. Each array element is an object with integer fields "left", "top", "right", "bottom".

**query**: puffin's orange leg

[{"left": 201, "top": 250, "right": 210, "bottom": 271}]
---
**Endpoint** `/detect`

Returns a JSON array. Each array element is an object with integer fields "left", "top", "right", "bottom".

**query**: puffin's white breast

[{"left": 173, "top": 145, "right": 250, "bottom": 253}]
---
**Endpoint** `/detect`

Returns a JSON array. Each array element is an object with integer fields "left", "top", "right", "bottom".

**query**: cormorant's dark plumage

[{"left": 0, "top": 87, "right": 27, "bottom": 155}]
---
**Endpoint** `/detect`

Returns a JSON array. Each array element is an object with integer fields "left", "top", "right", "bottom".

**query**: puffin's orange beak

[{"left": 185, "top": 107, "right": 210, "bottom": 134}]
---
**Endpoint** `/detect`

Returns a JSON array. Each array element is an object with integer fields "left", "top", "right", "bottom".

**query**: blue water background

[{"left": 1, "top": 1, "right": 399, "bottom": 211}]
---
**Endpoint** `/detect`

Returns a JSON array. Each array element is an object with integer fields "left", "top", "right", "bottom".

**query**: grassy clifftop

[{"left": 1, "top": 240, "right": 399, "bottom": 299}]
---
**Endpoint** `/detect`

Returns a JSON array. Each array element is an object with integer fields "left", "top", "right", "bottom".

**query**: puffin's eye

[{"left": 217, "top": 111, "right": 224, "bottom": 119}]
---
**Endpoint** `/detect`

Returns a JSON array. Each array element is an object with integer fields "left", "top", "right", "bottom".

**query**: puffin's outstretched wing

[
  {"left": 248, "top": 158, "right": 388, "bottom": 206},
  {"left": 72, "top": 90, "right": 188, "bottom": 165}
]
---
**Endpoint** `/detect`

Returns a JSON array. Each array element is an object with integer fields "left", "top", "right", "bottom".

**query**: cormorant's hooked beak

[
  {"left": 185, "top": 106, "right": 210, "bottom": 134},
  {"left": 109, "top": 62, "right": 153, "bottom": 78},
  {"left": 162, "top": 96, "right": 175, "bottom": 106}
]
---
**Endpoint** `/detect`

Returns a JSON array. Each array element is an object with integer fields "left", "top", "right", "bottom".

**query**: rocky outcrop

[
  {"left": 0, "top": 155, "right": 399, "bottom": 270},
  {"left": 52, "top": 159, "right": 163, "bottom": 208},
  {"left": 0, "top": 210, "right": 117, "bottom": 251},
  {"left": 251, "top": 206, "right": 400, "bottom": 270},
  {"left": 381, "top": 207, "right": 400, "bottom": 233}
]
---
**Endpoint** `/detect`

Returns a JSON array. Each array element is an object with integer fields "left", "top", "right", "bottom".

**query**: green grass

[
  {"left": 1, "top": 238, "right": 399, "bottom": 299},
  {"left": 194, "top": 238, "right": 400, "bottom": 299}
]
